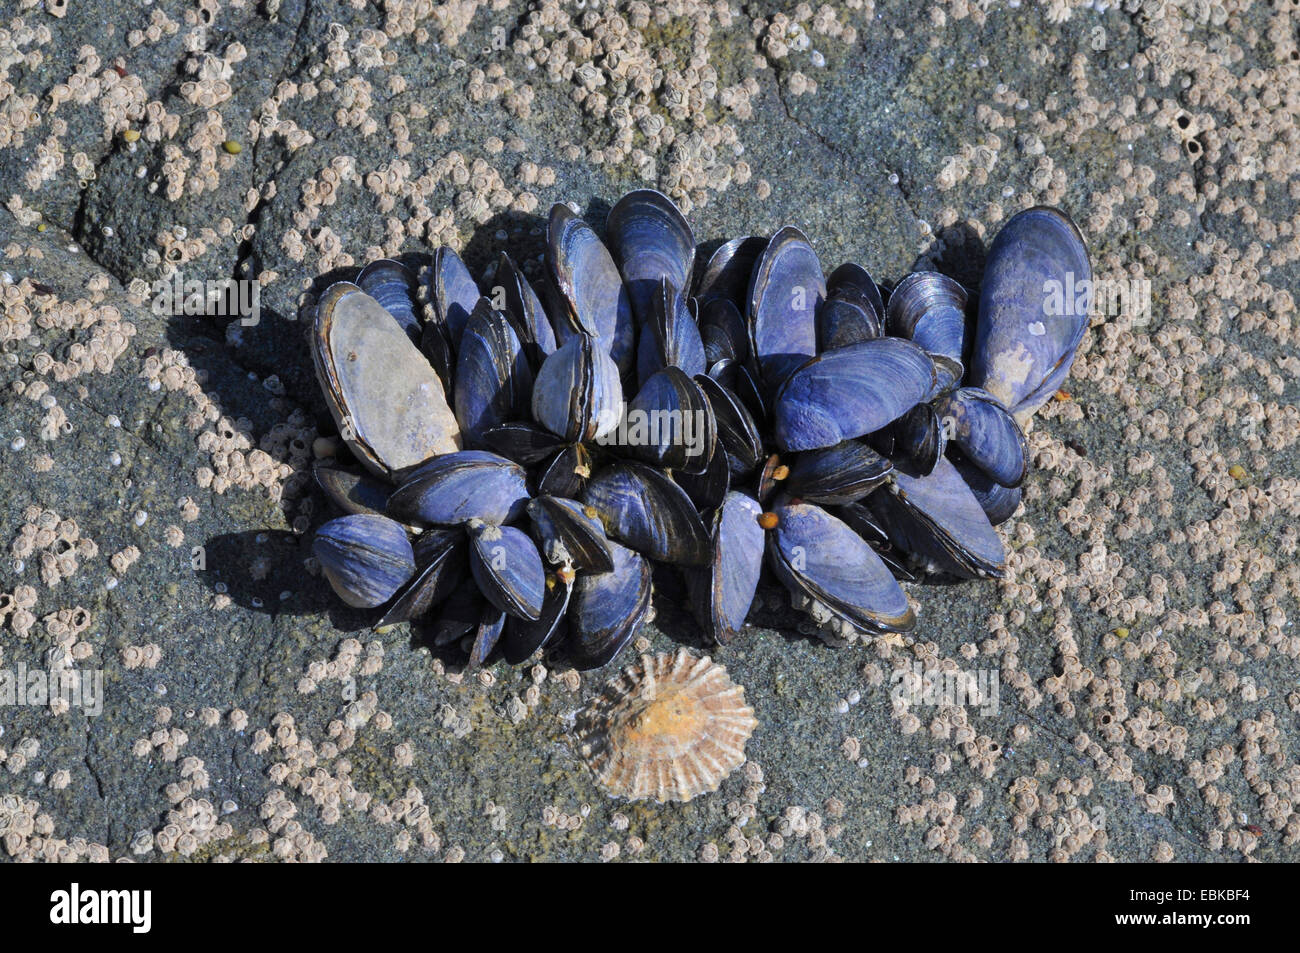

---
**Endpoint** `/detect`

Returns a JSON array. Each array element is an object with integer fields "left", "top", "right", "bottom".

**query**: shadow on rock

[
  {"left": 911, "top": 220, "right": 988, "bottom": 293},
  {"left": 197, "top": 529, "right": 371, "bottom": 631}
]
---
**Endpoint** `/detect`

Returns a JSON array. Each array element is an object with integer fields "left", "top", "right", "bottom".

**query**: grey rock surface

[{"left": 0, "top": 0, "right": 1296, "bottom": 862}]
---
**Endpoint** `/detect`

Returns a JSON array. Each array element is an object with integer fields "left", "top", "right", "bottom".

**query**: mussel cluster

[{"left": 309, "top": 191, "right": 1090, "bottom": 669}]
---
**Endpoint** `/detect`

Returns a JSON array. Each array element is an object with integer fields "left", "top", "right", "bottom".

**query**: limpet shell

[{"left": 573, "top": 648, "right": 757, "bottom": 803}]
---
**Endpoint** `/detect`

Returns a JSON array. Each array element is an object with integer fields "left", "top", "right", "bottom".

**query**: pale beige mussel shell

[{"left": 313, "top": 281, "right": 460, "bottom": 480}]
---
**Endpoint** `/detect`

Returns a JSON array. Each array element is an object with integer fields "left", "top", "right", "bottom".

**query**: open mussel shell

[
  {"left": 617, "top": 366, "right": 717, "bottom": 475},
  {"left": 582, "top": 462, "right": 711, "bottom": 566},
  {"left": 454, "top": 298, "right": 534, "bottom": 445},
  {"left": 697, "top": 235, "right": 768, "bottom": 308},
  {"left": 766, "top": 495, "right": 915, "bottom": 634},
  {"left": 313, "top": 513, "right": 416, "bottom": 609},
  {"left": 747, "top": 225, "right": 824, "bottom": 395},
  {"left": 935, "top": 387, "right": 1028, "bottom": 488},
  {"left": 773, "top": 337, "right": 938, "bottom": 452},
  {"left": 532, "top": 333, "right": 622, "bottom": 443},
  {"left": 502, "top": 569, "right": 573, "bottom": 664},
  {"left": 376, "top": 535, "right": 466, "bottom": 630},
  {"left": 481, "top": 421, "right": 565, "bottom": 465},
  {"left": 971, "top": 206, "right": 1091, "bottom": 418},
  {"left": 313, "top": 282, "right": 461, "bottom": 479},
  {"left": 468, "top": 520, "right": 545, "bottom": 621},
  {"left": 868, "top": 457, "right": 1006, "bottom": 579},
  {"left": 696, "top": 374, "right": 762, "bottom": 476},
  {"left": 952, "top": 456, "right": 1023, "bottom": 527},
  {"left": 536, "top": 443, "right": 593, "bottom": 498},
  {"left": 688, "top": 491, "right": 765, "bottom": 644},
  {"left": 635, "top": 277, "right": 706, "bottom": 386},
  {"left": 784, "top": 440, "right": 893, "bottom": 504},
  {"left": 607, "top": 189, "right": 695, "bottom": 326},
  {"left": 494, "top": 251, "right": 557, "bottom": 364},
  {"left": 431, "top": 246, "right": 480, "bottom": 350},
  {"left": 698, "top": 297, "right": 749, "bottom": 367},
  {"left": 357, "top": 259, "right": 419, "bottom": 342},
  {"left": 388, "top": 450, "right": 529, "bottom": 526},
  {"left": 546, "top": 203, "right": 635, "bottom": 374},
  {"left": 314, "top": 462, "right": 393, "bottom": 518},
  {"left": 567, "top": 541, "right": 653, "bottom": 670},
  {"left": 886, "top": 271, "right": 969, "bottom": 369},
  {"left": 527, "top": 496, "right": 615, "bottom": 573},
  {"left": 828, "top": 261, "right": 886, "bottom": 324}
]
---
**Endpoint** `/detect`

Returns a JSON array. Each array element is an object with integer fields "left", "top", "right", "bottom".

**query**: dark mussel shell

[
  {"left": 698, "top": 297, "right": 749, "bottom": 367},
  {"left": 832, "top": 501, "right": 918, "bottom": 582},
  {"left": 710, "top": 357, "right": 766, "bottom": 425},
  {"left": 891, "top": 401, "right": 946, "bottom": 475},
  {"left": 613, "top": 366, "right": 717, "bottom": 475},
  {"left": 696, "top": 235, "right": 768, "bottom": 308},
  {"left": 527, "top": 496, "right": 615, "bottom": 573},
  {"left": 886, "top": 271, "right": 969, "bottom": 369},
  {"left": 582, "top": 462, "right": 711, "bottom": 566},
  {"left": 531, "top": 333, "right": 622, "bottom": 443},
  {"left": 431, "top": 588, "right": 483, "bottom": 647},
  {"left": 546, "top": 202, "right": 635, "bottom": 374},
  {"left": 314, "top": 462, "right": 393, "bottom": 518},
  {"left": 388, "top": 451, "right": 529, "bottom": 526},
  {"left": 376, "top": 535, "right": 466, "bottom": 629},
  {"left": 357, "top": 259, "right": 419, "bottom": 342},
  {"left": 566, "top": 540, "right": 653, "bottom": 670},
  {"left": 467, "top": 604, "right": 508, "bottom": 669},
  {"left": 951, "top": 456, "right": 1023, "bottom": 527},
  {"left": 536, "top": 443, "right": 593, "bottom": 499},
  {"left": 784, "top": 439, "right": 893, "bottom": 504},
  {"left": 454, "top": 299, "right": 534, "bottom": 445},
  {"left": 675, "top": 441, "right": 730, "bottom": 512},
  {"left": 817, "top": 285, "right": 883, "bottom": 350},
  {"left": 468, "top": 520, "right": 546, "bottom": 621},
  {"left": 431, "top": 245, "right": 480, "bottom": 350},
  {"left": 635, "top": 277, "right": 706, "bottom": 387},
  {"left": 481, "top": 421, "right": 566, "bottom": 466},
  {"left": 313, "top": 513, "right": 416, "bottom": 609},
  {"left": 773, "top": 337, "right": 938, "bottom": 452},
  {"left": 688, "top": 491, "right": 765, "bottom": 644},
  {"left": 766, "top": 496, "right": 914, "bottom": 633},
  {"left": 747, "top": 226, "right": 824, "bottom": 395},
  {"left": 412, "top": 526, "right": 462, "bottom": 564},
  {"left": 696, "top": 373, "right": 763, "bottom": 476},
  {"left": 935, "top": 387, "right": 1028, "bottom": 488},
  {"left": 828, "top": 261, "right": 886, "bottom": 323},
  {"left": 606, "top": 188, "right": 695, "bottom": 326},
  {"left": 494, "top": 251, "right": 557, "bottom": 364},
  {"left": 970, "top": 206, "right": 1091, "bottom": 418},
  {"left": 502, "top": 569, "right": 573, "bottom": 664},
  {"left": 868, "top": 457, "right": 1006, "bottom": 579}
]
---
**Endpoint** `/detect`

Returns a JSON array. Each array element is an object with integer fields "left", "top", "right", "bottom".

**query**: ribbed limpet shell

[{"left": 573, "top": 648, "right": 757, "bottom": 803}]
